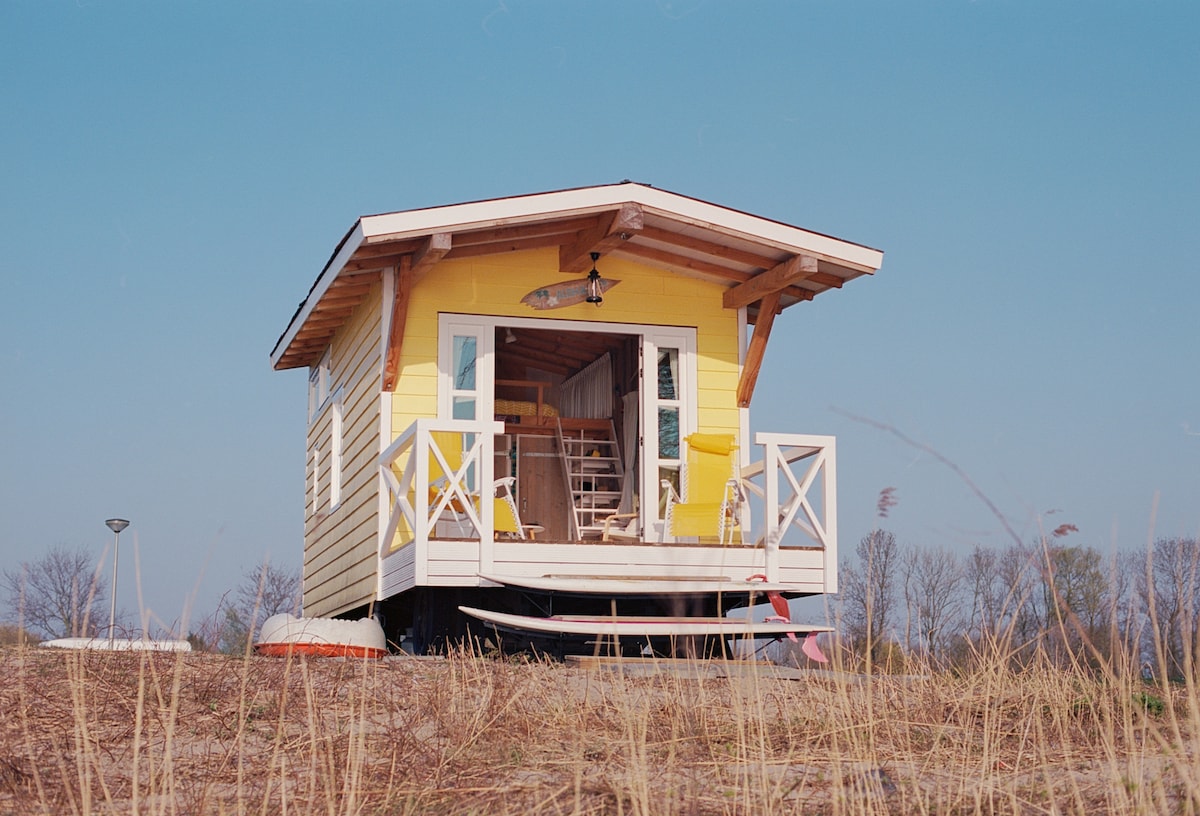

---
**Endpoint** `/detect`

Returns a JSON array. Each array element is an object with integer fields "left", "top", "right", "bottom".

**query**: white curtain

[{"left": 557, "top": 354, "right": 612, "bottom": 418}]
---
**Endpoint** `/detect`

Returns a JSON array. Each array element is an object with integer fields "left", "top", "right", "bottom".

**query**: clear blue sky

[{"left": 2, "top": 1, "right": 1196, "bottom": 633}]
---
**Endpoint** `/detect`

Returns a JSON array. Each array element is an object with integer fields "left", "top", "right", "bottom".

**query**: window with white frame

[
  {"left": 308, "top": 349, "right": 331, "bottom": 423},
  {"left": 309, "top": 447, "right": 319, "bottom": 517},
  {"left": 330, "top": 388, "right": 344, "bottom": 508}
]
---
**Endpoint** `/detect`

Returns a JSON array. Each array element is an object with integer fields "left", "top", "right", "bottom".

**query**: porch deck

[{"left": 377, "top": 418, "right": 837, "bottom": 601}]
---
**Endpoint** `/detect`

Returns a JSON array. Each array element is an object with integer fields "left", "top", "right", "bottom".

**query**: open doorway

[{"left": 492, "top": 325, "right": 639, "bottom": 542}]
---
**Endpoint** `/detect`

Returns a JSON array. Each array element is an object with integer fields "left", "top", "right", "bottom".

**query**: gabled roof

[{"left": 271, "top": 182, "right": 883, "bottom": 371}]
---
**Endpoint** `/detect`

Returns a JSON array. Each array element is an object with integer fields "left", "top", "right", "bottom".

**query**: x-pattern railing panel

[
  {"left": 379, "top": 419, "right": 501, "bottom": 558},
  {"left": 744, "top": 433, "right": 836, "bottom": 551}
]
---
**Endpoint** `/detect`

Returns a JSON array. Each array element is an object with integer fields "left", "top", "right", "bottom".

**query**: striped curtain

[{"left": 557, "top": 354, "right": 612, "bottom": 418}]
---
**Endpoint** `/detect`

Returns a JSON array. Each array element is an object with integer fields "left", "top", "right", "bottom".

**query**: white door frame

[{"left": 435, "top": 313, "right": 698, "bottom": 542}]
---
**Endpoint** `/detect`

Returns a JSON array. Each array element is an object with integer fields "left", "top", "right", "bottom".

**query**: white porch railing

[
  {"left": 741, "top": 433, "right": 837, "bottom": 584},
  {"left": 378, "top": 418, "right": 504, "bottom": 577},
  {"left": 378, "top": 422, "right": 835, "bottom": 591}
]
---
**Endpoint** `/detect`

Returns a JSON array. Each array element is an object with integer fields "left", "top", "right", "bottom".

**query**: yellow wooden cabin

[{"left": 270, "top": 183, "right": 883, "bottom": 654}]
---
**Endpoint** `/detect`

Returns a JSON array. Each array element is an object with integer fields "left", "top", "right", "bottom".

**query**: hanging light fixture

[{"left": 585, "top": 252, "right": 603, "bottom": 306}]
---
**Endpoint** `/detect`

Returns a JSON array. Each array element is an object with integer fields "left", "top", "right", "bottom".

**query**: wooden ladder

[{"left": 556, "top": 418, "right": 624, "bottom": 540}]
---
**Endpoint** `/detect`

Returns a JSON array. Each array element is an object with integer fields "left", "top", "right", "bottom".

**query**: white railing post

[
  {"left": 761, "top": 436, "right": 782, "bottom": 582},
  {"left": 822, "top": 437, "right": 837, "bottom": 593}
]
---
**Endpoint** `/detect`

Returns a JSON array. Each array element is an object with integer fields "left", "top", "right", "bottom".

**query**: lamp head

[
  {"left": 105, "top": 518, "right": 130, "bottom": 534},
  {"left": 585, "top": 252, "right": 603, "bottom": 306}
]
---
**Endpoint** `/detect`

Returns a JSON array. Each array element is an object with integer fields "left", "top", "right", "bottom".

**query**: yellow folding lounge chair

[
  {"left": 427, "top": 431, "right": 526, "bottom": 539},
  {"left": 493, "top": 476, "right": 525, "bottom": 539},
  {"left": 661, "top": 433, "right": 747, "bottom": 545}
]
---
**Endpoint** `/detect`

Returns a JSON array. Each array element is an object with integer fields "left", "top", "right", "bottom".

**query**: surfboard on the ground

[{"left": 459, "top": 605, "right": 833, "bottom": 638}]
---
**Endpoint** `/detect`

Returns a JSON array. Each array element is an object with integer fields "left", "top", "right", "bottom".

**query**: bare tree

[
  {"left": 901, "top": 546, "right": 963, "bottom": 661},
  {"left": 2, "top": 544, "right": 108, "bottom": 639},
  {"left": 841, "top": 529, "right": 899, "bottom": 670},
  {"left": 218, "top": 562, "right": 302, "bottom": 654},
  {"left": 996, "top": 543, "right": 1042, "bottom": 654},
  {"left": 963, "top": 544, "right": 1002, "bottom": 641},
  {"left": 1139, "top": 537, "right": 1200, "bottom": 681}
]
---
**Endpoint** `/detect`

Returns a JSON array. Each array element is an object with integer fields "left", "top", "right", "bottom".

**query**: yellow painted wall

[
  {"left": 390, "top": 247, "right": 741, "bottom": 438},
  {"left": 303, "top": 279, "right": 383, "bottom": 617}
]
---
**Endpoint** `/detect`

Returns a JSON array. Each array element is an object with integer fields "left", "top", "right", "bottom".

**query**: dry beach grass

[{"left": 0, "top": 642, "right": 1197, "bottom": 815}]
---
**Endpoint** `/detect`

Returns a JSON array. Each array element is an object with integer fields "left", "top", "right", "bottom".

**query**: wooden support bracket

[
  {"left": 412, "top": 232, "right": 452, "bottom": 279},
  {"left": 736, "top": 290, "right": 781, "bottom": 408},
  {"left": 723, "top": 254, "right": 819, "bottom": 310},
  {"left": 382, "top": 256, "right": 413, "bottom": 392},
  {"left": 559, "top": 203, "right": 644, "bottom": 275}
]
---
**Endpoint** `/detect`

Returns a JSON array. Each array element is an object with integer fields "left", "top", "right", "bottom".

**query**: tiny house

[{"left": 270, "top": 183, "right": 882, "bottom": 654}]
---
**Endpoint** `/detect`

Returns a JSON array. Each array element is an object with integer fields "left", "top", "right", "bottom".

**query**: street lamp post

[{"left": 105, "top": 519, "right": 129, "bottom": 644}]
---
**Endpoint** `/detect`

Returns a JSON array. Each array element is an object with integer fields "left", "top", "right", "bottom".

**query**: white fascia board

[
  {"left": 270, "top": 221, "right": 367, "bottom": 369},
  {"left": 359, "top": 185, "right": 641, "bottom": 243},
  {"left": 361, "top": 183, "right": 884, "bottom": 272},
  {"left": 630, "top": 186, "right": 884, "bottom": 272}
]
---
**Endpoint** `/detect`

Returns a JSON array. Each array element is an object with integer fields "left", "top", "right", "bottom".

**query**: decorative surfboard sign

[{"left": 521, "top": 278, "right": 620, "bottom": 310}]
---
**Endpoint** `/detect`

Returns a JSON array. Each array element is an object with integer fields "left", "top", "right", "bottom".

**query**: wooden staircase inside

[{"left": 556, "top": 418, "right": 624, "bottom": 540}]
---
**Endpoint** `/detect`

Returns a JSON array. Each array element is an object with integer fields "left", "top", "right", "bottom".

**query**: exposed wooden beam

[
  {"left": 411, "top": 233, "right": 452, "bottom": 279},
  {"left": 314, "top": 291, "right": 374, "bottom": 309},
  {"left": 496, "top": 347, "right": 572, "bottom": 376},
  {"left": 637, "top": 225, "right": 779, "bottom": 270},
  {"left": 326, "top": 277, "right": 378, "bottom": 292},
  {"left": 302, "top": 317, "right": 353, "bottom": 330},
  {"left": 810, "top": 272, "right": 844, "bottom": 289},
  {"left": 445, "top": 233, "right": 565, "bottom": 260},
  {"left": 344, "top": 255, "right": 405, "bottom": 273},
  {"left": 508, "top": 334, "right": 598, "bottom": 364},
  {"left": 382, "top": 257, "right": 413, "bottom": 392},
  {"left": 723, "top": 255, "right": 819, "bottom": 310},
  {"left": 737, "top": 290, "right": 781, "bottom": 408},
  {"left": 353, "top": 238, "right": 423, "bottom": 258},
  {"left": 559, "top": 203, "right": 644, "bottom": 275},
  {"left": 618, "top": 243, "right": 814, "bottom": 303},
  {"left": 455, "top": 216, "right": 598, "bottom": 247},
  {"left": 618, "top": 242, "right": 749, "bottom": 282},
  {"left": 498, "top": 343, "right": 576, "bottom": 372}
]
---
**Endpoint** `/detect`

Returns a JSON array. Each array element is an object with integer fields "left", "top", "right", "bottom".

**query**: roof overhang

[{"left": 270, "top": 182, "right": 884, "bottom": 371}]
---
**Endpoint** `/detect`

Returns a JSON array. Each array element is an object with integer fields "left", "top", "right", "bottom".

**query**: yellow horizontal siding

[{"left": 388, "top": 248, "right": 741, "bottom": 434}]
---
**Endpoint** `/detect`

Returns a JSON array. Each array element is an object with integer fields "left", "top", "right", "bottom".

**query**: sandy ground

[{"left": 0, "top": 648, "right": 1190, "bottom": 815}]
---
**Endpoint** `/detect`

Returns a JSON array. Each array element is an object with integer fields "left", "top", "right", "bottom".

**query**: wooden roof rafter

[
  {"left": 559, "top": 203, "right": 644, "bottom": 275},
  {"left": 504, "top": 333, "right": 597, "bottom": 365},
  {"left": 270, "top": 183, "right": 883, "bottom": 373},
  {"left": 444, "top": 233, "right": 565, "bottom": 261},
  {"left": 496, "top": 346, "right": 573, "bottom": 376},
  {"left": 453, "top": 215, "right": 599, "bottom": 248},
  {"left": 614, "top": 242, "right": 815, "bottom": 304}
]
